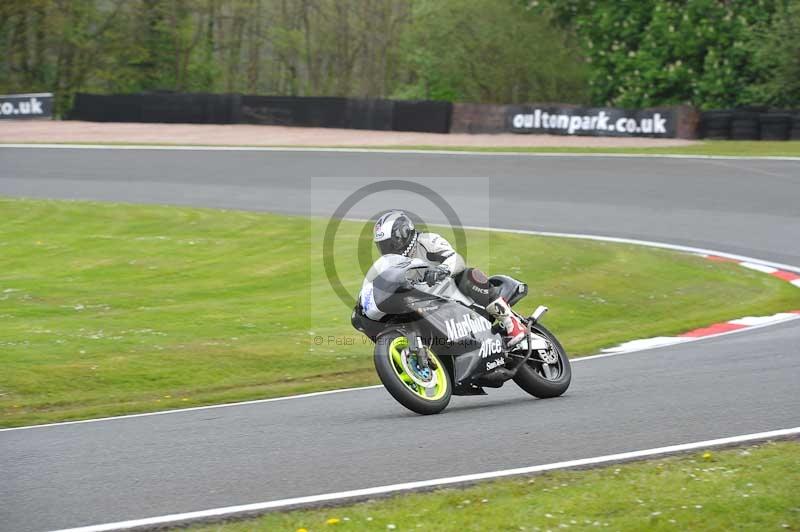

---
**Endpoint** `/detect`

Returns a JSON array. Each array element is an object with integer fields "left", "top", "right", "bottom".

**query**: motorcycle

[{"left": 351, "top": 256, "right": 571, "bottom": 415}]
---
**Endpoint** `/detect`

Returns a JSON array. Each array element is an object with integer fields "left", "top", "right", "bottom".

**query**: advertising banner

[
  {"left": 0, "top": 93, "right": 53, "bottom": 120},
  {"left": 507, "top": 105, "right": 677, "bottom": 138}
]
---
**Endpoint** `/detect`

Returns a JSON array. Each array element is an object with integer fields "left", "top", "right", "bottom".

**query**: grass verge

[
  {"left": 1, "top": 197, "right": 798, "bottom": 427},
  {"left": 5, "top": 140, "right": 800, "bottom": 157},
  {"left": 339, "top": 140, "right": 800, "bottom": 157},
  {"left": 188, "top": 440, "right": 800, "bottom": 532}
]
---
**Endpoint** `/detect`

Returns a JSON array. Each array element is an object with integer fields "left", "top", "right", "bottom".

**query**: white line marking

[
  {"left": 1, "top": 143, "right": 800, "bottom": 161},
  {"left": 5, "top": 311, "right": 798, "bottom": 433},
  {"left": 729, "top": 312, "right": 800, "bottom": 326},
  {"left": 577, "top": 312, "right": 800, "bottom": 361},
  {"left": 346, "top": 217, "right": 800, "bottom": 273},
  {"left": 1, "top": 144, "right": 796, "bottom": 529},
  {"left": 50, "top": 426, "right": 800, "bottom": 532},
  {"left": 457, "top": 226, "right": 800, "bottom": 274},
  {"left": 2, "top": 224, "right": 798, "bottom": 432},
  {"left": 740, "top": 262, "right": 779, "bottom": 274},
  {"left": 0, "top": 385, "right": 382, "bottom": 433},
  {"left": 600, "top": 336, "right": 691, "bottom": 354}
]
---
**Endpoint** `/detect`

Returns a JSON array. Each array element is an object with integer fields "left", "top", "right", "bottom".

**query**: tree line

[
  {"left": 541, "top": 0, "right": 800, "bottom": 110},
  {"left": 1, "top": 0, "right": 797, "bottom": 115}
]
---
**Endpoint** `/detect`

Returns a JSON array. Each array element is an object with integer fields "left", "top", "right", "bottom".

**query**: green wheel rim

[{"left": 388, "top": 336, "right": 448, "bottom": 401}]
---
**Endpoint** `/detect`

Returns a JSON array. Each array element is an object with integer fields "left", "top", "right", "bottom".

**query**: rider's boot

[{"left": 487, "top": 297, "right": 527, "bottom": 347}]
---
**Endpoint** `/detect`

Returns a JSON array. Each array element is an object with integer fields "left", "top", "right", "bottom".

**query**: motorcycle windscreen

[{"left": 371, "top": 262, "right": 437, "bottom": 315}]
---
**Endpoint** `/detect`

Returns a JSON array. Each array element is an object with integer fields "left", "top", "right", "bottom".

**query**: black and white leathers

[
  {"left": 359, "top": 232, "right": 464, "bottom": 321},
  {"left": 404, "top": 232, "right": 466, "bottom": 277}
]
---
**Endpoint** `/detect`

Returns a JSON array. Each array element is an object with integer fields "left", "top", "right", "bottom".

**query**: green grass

[
  {"left": 343, "top": 140, "right": 800, "bottom": 157},
  {"left": 188, "top": 440, "right": 800, "bottom": 532},
  {"left": 7, "top": 140, "right": 800, "bottom": 157},
  {"left": 1, "top": 197, "right": 798, "bottom": 427}
]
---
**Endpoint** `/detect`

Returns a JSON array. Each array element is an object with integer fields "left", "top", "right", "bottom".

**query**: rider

[{"left": 361, "top": 210, "right": 528, "bottom": 346}]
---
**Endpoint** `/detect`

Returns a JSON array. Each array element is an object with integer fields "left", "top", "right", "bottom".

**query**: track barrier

[
  {"left": 699, "top": 109, "right": 800, "bottom": 141},
  {"left": 66, "top": 92, "right": 799, "bottom": 140},
  {"left": 70, "top": 92, "right": 449, "bottom": 134}
]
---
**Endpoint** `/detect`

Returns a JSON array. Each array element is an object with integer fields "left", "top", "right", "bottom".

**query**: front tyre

[
  {"left": 513, "top": 323, "right": 571, "bottom": 399},
  {"left": 374, "top": 331, "right": 451, "bottom": 415}
]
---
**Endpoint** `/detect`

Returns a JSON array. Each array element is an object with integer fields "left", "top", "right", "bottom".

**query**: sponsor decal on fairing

[
  {"left": 486, "top": 357, "right": 506, "bottom": 371},
  {"left": 445, "top": 314, "right": 492, "bottom": 341},
  {"left": 478, "top": 338, "right": 503, "bottom": 358}
]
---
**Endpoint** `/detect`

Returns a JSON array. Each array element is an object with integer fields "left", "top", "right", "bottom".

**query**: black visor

[
  {"left": 376, "top": 216, "right": 414, "bottom": 256},
  {"left": 377, "top": 239, "right": 402, "bottom": 255}
]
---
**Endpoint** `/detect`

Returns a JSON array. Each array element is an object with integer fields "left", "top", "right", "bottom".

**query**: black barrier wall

[
  {"left": 346, "top": 99, "right": 395, "bottom": 130},
  {"left": 71, "top": 93, "right": 241, "bottom": 124},
  {"left": 240, "top": 96, "right": 348, "bottom": 128},
  {"left": 65, "top": 92, "right": 800, "bottom": 139},
  {"left": 70, "top": 92, "right": 450, "bottom": 133},
  {"left": 699, "top": 109, "right": 800, "bottom": 140},
  {"left": 392, "top": 100, "right": 452, "bottom": 133}
]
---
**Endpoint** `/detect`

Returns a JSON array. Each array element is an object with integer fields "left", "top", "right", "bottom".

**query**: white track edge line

[
  {"left": 2, "top": 143, "right": 800, "bottom": 161},
  {"left": 457, "top": 225, "right": 800, "bottom": 273},
  {"left": 0, "top": 385, "right": 382, "bottom": 433},
  {"left": 344, "top": 217, "right": 800, "bottom": 273},
  {"left": 6, "top": 313, "right": 797, "bottom": 434},
  {"left": 740, "top": 262, "right": 779, "bottom": 274},
  {"left": 3, "top": 317, "right": 796, "bottom": 434},
  {"left": 50, "top": 426, "right": 800, "bottom": 532},
  {"left": 576, "top": 313, "right": 800, "bottom": 361},
  {"left": 3, "top": 225, "right": 798, "bottom": 433}
]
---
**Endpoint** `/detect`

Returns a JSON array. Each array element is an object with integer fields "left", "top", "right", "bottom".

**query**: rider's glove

[{"left": 424, "top": 265, "right": 450, "bottom": 286}]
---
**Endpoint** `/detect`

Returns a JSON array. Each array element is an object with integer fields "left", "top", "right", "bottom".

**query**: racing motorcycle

[{"left": 351, "top": 257, "right": 571, "bottom": 415}]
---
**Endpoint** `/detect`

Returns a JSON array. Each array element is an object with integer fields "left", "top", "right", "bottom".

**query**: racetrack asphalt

[{"left": 0, "top": 147, "right": 798, "bottom": 531}]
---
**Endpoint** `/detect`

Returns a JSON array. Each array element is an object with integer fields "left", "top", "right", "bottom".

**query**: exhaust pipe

[{"left": 530, "top": 305, "right": 548, "bottom": 323}]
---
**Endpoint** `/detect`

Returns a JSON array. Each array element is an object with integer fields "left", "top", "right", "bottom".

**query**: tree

[
  {"left": 540, "top": 0, "right": 794, "bottom": 109},
  {"left": 743, "top": 0, "right": 800, "bottom": 107},
  {"left": 392, "top": 0, "right": 588, "bottom": 103}
]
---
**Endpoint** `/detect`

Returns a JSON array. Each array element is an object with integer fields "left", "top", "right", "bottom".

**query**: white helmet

[{"left": 373, "top": 210, "right": 417, "bottom": 256}]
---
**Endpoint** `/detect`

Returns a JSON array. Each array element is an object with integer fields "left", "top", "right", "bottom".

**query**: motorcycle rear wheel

[
  {"left": 374, "top": 331, "right": 452, "bottom": 415},
  {"left": 513, "top": 323, "right": 571, "bottom": 398}
]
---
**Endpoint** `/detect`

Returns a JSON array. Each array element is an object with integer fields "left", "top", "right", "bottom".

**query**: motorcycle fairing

[
  {"left": 363, "top": 255, "right": 508, "bottom": 385},
  {"left": 396, "top": 299, "right": 507, "bottom": 385}
]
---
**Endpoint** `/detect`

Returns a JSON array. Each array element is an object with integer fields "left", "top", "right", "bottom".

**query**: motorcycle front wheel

[
  {"left": 512, "top": 323, "right": 572, "bottom": 398},
  {"left": 374, "top": 330, "right": 452, "bottom": 415}
]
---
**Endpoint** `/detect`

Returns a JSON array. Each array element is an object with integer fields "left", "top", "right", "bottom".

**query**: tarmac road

[
  {"left": 0, "top": 147, "right": 798, "bottom": 531},
  {"left": 2, "top": 148, "right": 799, "bottom": 265}
]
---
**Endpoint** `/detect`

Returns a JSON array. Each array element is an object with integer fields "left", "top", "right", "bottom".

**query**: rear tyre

[
  {"left": 374, "top": 330, "right": 452, "bottom": 415},
  {"left": 513, "top": 324, "right": 571, "bottom": 399}
]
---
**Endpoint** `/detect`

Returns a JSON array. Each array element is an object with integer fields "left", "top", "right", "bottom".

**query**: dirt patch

[{"left": 0, "top": 120, "right": 698, "bottom": 148}]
